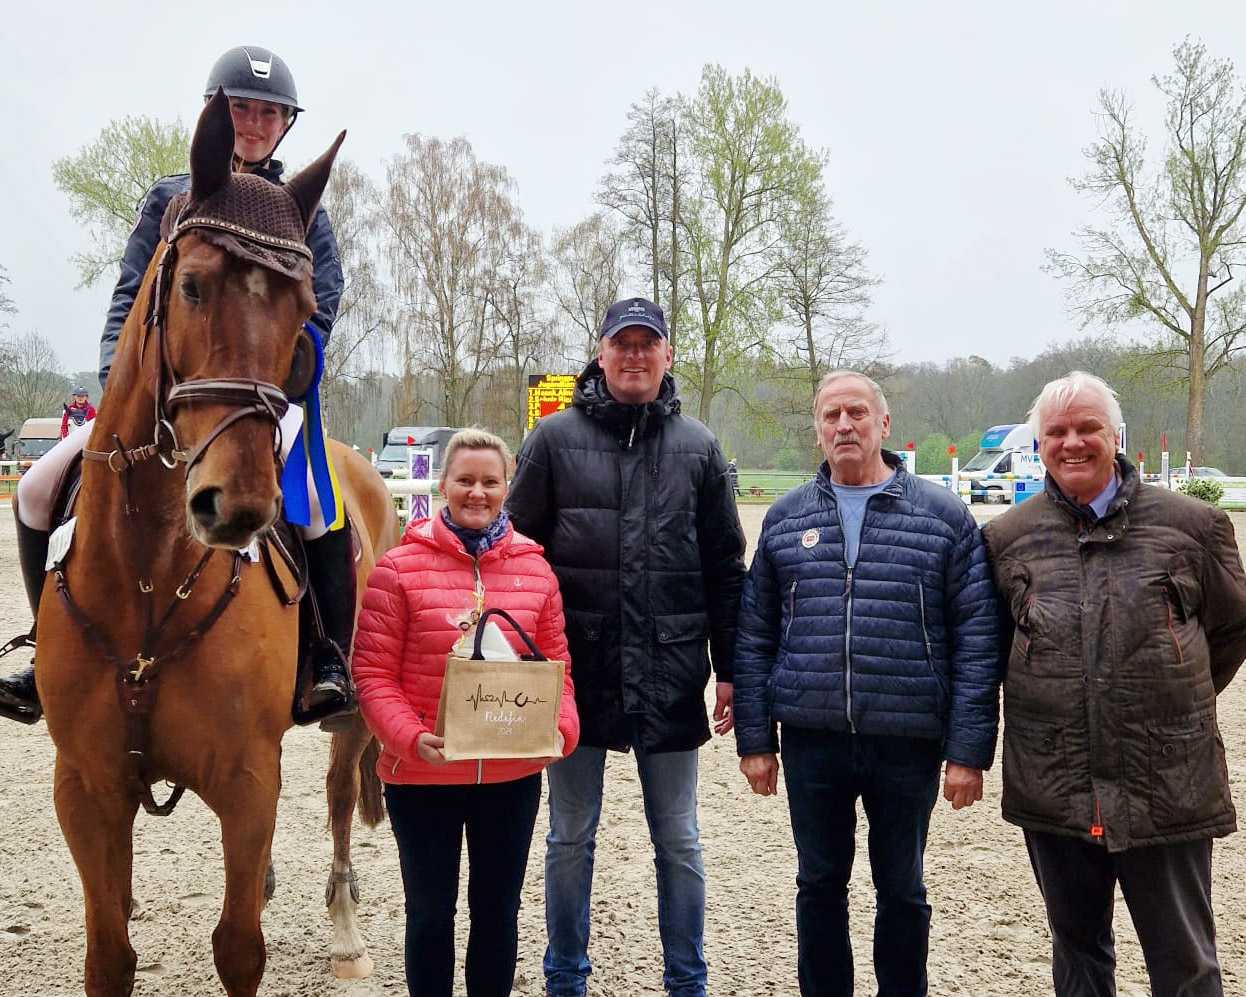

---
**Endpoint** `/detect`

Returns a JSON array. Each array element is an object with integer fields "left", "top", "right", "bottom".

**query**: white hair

[{"left": 1027, "top": 370, "right": 1123, "bottom": 438}]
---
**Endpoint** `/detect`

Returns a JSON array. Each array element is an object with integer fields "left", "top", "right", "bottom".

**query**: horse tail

[{"left": 356, "top": 736, "right": 385, "bottom": 828}]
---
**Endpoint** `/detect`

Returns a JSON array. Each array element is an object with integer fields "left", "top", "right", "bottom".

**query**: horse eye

[{"left": 179, "top": 274, "right": 202, "bottom": 304}]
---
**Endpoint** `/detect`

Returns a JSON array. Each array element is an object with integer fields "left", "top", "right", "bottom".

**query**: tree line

[{"left": 5, "top": 40, "right": 1246, "bottom": 468}]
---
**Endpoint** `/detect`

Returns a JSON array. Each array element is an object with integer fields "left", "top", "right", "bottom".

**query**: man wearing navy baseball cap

[
  {"left": 598, "top": 296, "right": 669, "bottom": 340},
  {"left": 508, "top": 296, "right": 745, "bottom": 997}
]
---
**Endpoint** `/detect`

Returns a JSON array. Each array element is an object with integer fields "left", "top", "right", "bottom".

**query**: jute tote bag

[{"left": 435, "top": 608, "right": 564, "bottom": 761}]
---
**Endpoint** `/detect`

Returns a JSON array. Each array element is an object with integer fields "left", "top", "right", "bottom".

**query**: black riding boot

[
  {"left": 0, "top": 512, "right": 50, "bottom": 724},
  {"left": 292, "top": 526, "right": 357, "bottom": 726}
]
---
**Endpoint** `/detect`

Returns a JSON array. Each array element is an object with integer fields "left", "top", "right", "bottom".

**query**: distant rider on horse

[
  {"left": 60, "top": 387, "right": 97, "bottom": 440},
  {"left": 0, "top": 45, "right": 354, "bottom": 727}
]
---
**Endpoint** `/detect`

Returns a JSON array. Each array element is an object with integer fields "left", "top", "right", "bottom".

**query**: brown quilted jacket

[{"left": 982, "top": 458, "right": 1246, "bottom": 851}]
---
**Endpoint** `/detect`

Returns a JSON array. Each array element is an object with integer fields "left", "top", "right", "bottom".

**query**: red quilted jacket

[{"left": 354, "top": 514, "right": 579, "bottom": 785}]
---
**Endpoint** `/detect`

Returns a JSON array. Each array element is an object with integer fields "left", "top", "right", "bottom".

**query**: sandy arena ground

[{"left": 0, "top": 501, "right": 1244, "bottom": 996}]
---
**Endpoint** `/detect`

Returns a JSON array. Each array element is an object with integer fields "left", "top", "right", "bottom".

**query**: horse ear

[
  {"left": 284, "top": 131, "right": 346, "bottom": 234},
  {"left": 191, "top": 88, "right": 235, "bottom": 203}
]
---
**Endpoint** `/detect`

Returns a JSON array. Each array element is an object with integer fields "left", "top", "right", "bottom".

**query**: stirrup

[
  {"left": 292, "top": 639, "right": 357, "bottom": 727},
  {"left": 0, "top": 641, "right": 41, "bottom": 725},
  {"left": 0, "top": 696, "right": 41, "bottom": 725}
]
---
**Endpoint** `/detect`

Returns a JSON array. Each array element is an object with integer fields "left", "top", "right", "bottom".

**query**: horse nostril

[{"left": 190, "top": 487, "right": 223, "bottom": 529}]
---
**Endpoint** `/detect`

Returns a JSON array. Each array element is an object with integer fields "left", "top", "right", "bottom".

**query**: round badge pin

[{"left": 801, "top": 529, "right": 818, "bottom": 549}]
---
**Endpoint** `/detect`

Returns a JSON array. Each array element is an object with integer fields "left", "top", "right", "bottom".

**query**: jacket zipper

[
  {"left": 1163, "top": 590, "right": 1184, "bottom": 666},
  {"left": 844, "top": 565, "right": 856, "bottom": 733},
  {"left": 917, "top": 584, "right": 931, "bottom": 662},
  {"left": 785, "top": 581, "right": 797, "bottom": 641}
]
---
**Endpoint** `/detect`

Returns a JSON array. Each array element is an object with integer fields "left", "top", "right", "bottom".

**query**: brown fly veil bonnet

[{"left": 159, "top": 169, "right": 313, "bottom": 282}]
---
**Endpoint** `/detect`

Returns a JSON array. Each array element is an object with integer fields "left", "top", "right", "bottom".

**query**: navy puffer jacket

[
  {"left": 506, "top": 359, "right": 746, "bottom": 753},
  {"left": 98, "top": 163, "right": 343, "bottom": 387},
  {"left": 734, "top": 452, "right": 1000, "bottom": 769}
]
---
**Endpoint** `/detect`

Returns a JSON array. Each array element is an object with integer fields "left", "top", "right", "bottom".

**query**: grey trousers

[{"left": 1024, "top": 830, "right": 1221, "bottom": 997}]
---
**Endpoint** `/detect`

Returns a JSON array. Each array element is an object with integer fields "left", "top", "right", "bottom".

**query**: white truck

[{"left": 959, "top": 424, "right": 1045, "bottom": 504}]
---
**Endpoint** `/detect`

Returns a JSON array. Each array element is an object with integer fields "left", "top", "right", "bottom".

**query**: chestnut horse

[{"left": 35, "top": 91, "right": 393, "bottom": 996}]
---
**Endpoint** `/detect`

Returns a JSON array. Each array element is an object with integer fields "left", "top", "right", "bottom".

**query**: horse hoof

[{"left": 331, "top": 953, "right": 374, "bottom": 979}]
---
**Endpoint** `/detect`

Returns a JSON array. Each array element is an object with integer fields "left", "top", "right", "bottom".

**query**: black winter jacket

[
  {"left": 733, "top": 453, "right": 1001, "bottom": 768},
  {"left": 983, "top": 457, "right": 1246, "bottom": 851},
  {"left": 98, "top": 163, "right": 343, "bottom": 387},
  {"left": 506, "top": 360, "right": 747, "bottom": 752}
]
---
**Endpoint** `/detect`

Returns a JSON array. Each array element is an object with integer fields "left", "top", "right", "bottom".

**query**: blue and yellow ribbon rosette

[{"left": 281, "top": 323, "right": 345, "bottom": 531}]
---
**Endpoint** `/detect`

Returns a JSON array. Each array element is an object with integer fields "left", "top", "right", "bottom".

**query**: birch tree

[{"left": 375, "top": 135, "right": 525, "bottom": 427}]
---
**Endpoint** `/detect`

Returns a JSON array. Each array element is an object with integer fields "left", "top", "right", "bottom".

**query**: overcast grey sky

[{"left": 0, "top": 0, "right": 1231, "bottom": 379}]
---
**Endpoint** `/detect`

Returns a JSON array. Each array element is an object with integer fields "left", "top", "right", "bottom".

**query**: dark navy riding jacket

[
  {"left": 97, "top": 161, "right": 343, "bottom": 388},
  {"left": 733, "top": 451, "right": 1001, "bottom": 770}
]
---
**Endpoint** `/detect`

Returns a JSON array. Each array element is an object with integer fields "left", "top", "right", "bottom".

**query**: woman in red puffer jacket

[{"left": 353, "top": 427, "right": 578, "bottom": 997}]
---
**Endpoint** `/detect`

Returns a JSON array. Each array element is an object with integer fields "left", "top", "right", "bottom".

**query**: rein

[{"left": 67, "top": 217, "right": 303, "bottom": 817}]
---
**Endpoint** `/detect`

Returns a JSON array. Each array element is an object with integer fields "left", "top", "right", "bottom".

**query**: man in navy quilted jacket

[{"left": 734, "top": 370, "right": 1001, "bottom": 997}]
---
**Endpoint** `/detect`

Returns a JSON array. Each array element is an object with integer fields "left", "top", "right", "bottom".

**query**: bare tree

[
  {"left": 318, "top": 158, "right": 387, "bottom": 438},
  {"left": 547, "top": 214, "right": 627, "bottom": 364},
  {"left": 489, "top": 225, "right": 549, "bottom": 442},
  {"left": 1046, "top": 38, "right": 1246, "bottom": 460},
  {"left": 598, "top": 89, "right": 690, "bottom": 344},
  {"left": 0, "top": 266, "right": 15, "bottom": 332},
  {"left": 375, "top": 135, "right": 525, "bottom": 427},
  {"left": 52, "top": 116, "right": 190, "bottom": 287},
  {"left": 775, "top": 186, "right": 888, "bottom": 394},
  {"left": 0, "top": 331, "right": 67, "bottom": 426}
]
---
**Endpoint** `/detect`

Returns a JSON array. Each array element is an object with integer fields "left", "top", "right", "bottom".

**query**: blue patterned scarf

[{"left": 441, "top": 506, "right": 510, "bottom": 557}]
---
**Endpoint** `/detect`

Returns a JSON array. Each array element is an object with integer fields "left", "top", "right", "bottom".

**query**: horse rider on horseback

[
  {"left": 60, "top": 387, "right": 97, "bottom": 440},
  {"left": 0, "top": 45, "right": 355, "bottom": 727}
]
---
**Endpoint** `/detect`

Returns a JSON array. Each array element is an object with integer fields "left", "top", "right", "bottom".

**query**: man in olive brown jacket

[{"left": 983, "top": 371, "right": 1246, "bottom": 997}]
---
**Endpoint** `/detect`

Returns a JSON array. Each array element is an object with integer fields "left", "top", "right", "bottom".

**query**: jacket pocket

[
  {"left": 1147, "top": 713, "right": 1227, "bottom": 830},
  {"left": 655, "top": 611, "right": 711, "bottom": 644},
  {"left": 565, "top": 608, "right": 605, "bottom": 641},
  {"left": 916, "top": 583, "right": 948, "bottom": 709},
  {"left": 1002, "top": 715, "right": 1081, "bottom": 825},
  {"left": 654, "top": 611, "right": 711, "bottom": 689},
  {"left": 1162, "top": 565, "right": 1201, "bottom": 624}
]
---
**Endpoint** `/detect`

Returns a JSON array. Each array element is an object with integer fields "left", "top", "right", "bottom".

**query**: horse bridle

[
  {"left": 87, "top": 213, "right": 312, "bottom": 476},
  {"left": 145, "top": 220, "right": 297, "bottom": 473}
]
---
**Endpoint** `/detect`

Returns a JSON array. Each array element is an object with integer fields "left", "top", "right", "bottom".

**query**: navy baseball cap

[{"left": 599, "top": 297, "right": 669, "bottom": 340}]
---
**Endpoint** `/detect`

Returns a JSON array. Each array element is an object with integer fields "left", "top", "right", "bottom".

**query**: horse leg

[
  {"left": 324, "top": 716, "right": 375, "bottom": 978},
  {"left": 53, "top": 759, "right": 139, "bottom": 997},
  {"left": 209, "top": 771, "right": 280, "bottom": 997}
]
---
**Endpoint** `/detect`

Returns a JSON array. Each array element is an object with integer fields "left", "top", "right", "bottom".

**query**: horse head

[{"left": 152, "top": 89, "right": 344, "bottom": 549}]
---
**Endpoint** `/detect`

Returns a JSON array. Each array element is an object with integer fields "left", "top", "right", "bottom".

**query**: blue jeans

[
  {"left": 543, "top": 745, "right": 706, "bottom": 997},
  {"left": 781, "top": 727, "right": 942, "bottom": 997},
  {"left": 385, "top": 776, "right": 542, "bottom": 997}
]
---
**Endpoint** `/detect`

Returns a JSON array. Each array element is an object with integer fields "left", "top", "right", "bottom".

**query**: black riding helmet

[{"left": 204, "top": 46, "right": 302, "bottom": 166}]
